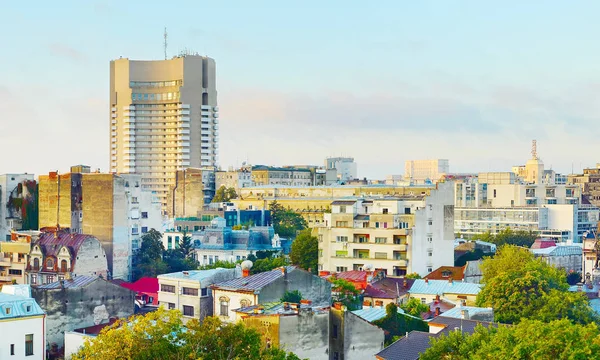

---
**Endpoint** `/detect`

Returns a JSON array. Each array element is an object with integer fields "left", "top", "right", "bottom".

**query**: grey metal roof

[
  {"left": 375, "top": 331, "right": 435, "bottom": 360},
  {"left": 331, "top": 200, "right": 357, "bottom": 205},
  {"left": 36, "top": 275, "right": 97, "bottom": 289},
  {"left": 212, "top": 266, "right": 295, "bottom": 292},
  {"left": 409, "top": 279, "right": 481, "bottom": 296}
]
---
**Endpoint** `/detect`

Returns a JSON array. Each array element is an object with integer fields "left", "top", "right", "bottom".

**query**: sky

[{"left": 2, "top": 1, "right": 600, "bottom": 179}]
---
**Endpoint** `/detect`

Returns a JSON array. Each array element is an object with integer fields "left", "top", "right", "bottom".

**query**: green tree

[
  {"left": 269, "top": 201, "right": 307, "bottom": 238},
  {"left": 421, "top": 319, "right": 600, "bottom": 360},
  {"left": 289, "top": 229, "right": 318, "bottom": 273},
  {"left": 567, "top": 271, "right": 582, "bottom": 285},
  {"left": 73, "top": 308, "right": 303, "bottom": 360},
  {"left": 473, "top": 228, "right": 537, "bottom": 248},
  {"left": 281, "top": 290, "right": 303, "bottom": 303},
  {"left": 401, "top": 298, "right": 430, "bottom": 317},
  {"left": 134, "top": 229, "right": 166, "bottom": 280},
  {"left": 178, "top": 232, "right": 195, "bottom": 259},
  {"left": 198, "top": 260, "right": 240, "bottom": 270},
  {"left": 212, "top": 186, "right": 237, "bottom": 203},
  {"left": 331, "top": 278, "right": 361, "bottom": 310},
  {"left": 373, "top": 303, "right": 428, "bottom": 345},
  {"left": 252, "top": 256, "right": 288, "bottom": 274},
  {"left": 163, "top": 249, "right": 197, "bottom": 273},
  {"left": 477, "top": 245, "right": 596, "bottom": 324},
  {"left": 405, "top": 273, "right": 422, "bottom": 279}
]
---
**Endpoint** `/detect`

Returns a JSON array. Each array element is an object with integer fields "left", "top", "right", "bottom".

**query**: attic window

[
  {"left": 26, "top": 305, "right": 31, "bottom": 312},
  {"left": 442, "top": 271, "right": 452, "bottom": 277},
  {"left": 46, "top": 258, "right": 54, "bottom": 268},
  {"left": 5, "top": 307, "right": 11, "bottom": 315}
]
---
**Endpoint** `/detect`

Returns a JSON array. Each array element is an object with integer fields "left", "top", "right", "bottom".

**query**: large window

[
  {"left": 25, "top": 334, "right": 33, "bottom": 356},
  {"left": 183, "top": 305, "right": 194, "bottom": 317},
  {"left": 61, "top": 260, "right": 68, "bottom": 272},
  {"left": 161, "top": 284, "right": 175, "bottom": 293},
  {"left": 33, "top": 258, "right": 39, "bottom": 270},
  {"left": 182, "top": 287, "right": 198, "bottom": 296},
  {"left": 220, "top": 297, "right": 229, "bottom": 316},
  {"left": 201, "top": 288, "right": 208, "bottom": 297}
]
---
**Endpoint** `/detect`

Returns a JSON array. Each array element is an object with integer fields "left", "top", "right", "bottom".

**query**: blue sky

[{"left": 2, "top": 1, "right": 600, "bottom": 178}]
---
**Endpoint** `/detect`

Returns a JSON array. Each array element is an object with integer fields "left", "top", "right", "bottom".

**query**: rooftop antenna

[
  {"left": 163, "top": 27, "right": 168, "bottom": 60},
  {"left": 531, "top": 140, "right": 538, "bottom": 160}
]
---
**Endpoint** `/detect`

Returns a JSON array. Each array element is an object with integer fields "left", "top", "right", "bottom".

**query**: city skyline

[{"left": 3, "top": 1, "right": 600, "bottom": 178}]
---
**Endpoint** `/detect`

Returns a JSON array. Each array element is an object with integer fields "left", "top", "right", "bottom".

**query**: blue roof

[
  {"left": 37, "top": 275, "right": 98, "bottom": 289},
  {"left": 212, "top": 266, "right": 295, "bottom": 292},
  {"left": 351, "top": 306, "right": 420, "bottom": 322},
  {"left": 532, "top": 246, "right": 582, "bottom": 257},
  {"left": 409, "top": 280, "right": 481, "bottom": 296},
  {"left": 441, "top": 306, "right": 493, "bottom": 319},
  {"left": 158, "top": 268, "right": 233, "bottom": 282},
  {"left": 0, "top": 293, "right": 45, "bottom": 319}
]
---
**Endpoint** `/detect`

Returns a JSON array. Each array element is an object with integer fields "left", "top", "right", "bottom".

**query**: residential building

[
  {"left": 173, "top": 208, "right": 271, "bottom": 232},
  {"left": 322, "top": 269, "right": 385, "bottom": 291},
  {"left": 250, "top": 165, "right": 313, "bottom": 187},
  {"left": 234, "top": 184, "right": 436, "bottom": 227},
  {"left": 33, "top": 275, "right": 135, "bottom": 347},
  {"left": 26, "top": 229, "right": 108, "bottom": 285},
  {"left": 583, "top": 232, "right": 599, "bottom": 279},
  {"left": 215, "top": 164, "right": 253, "bottom": 193},
  {"left": 363, "top": 277, "right": 415, "bottom": 307},
  {"left": 0, "top": 174, "right": 37, "bottom": 241},
  {"left": 325, "top": 157, "right": 358, "bottom": 183},
  {"left": 64, "top": 318, "right": 119, "bottom": 360},
  {"left": 0, "top": 285, "right": 45, "bottom": 360},
  {"left": 424, "top": 266, "right": 467, "bottom": 281},
  {"left": 408, "top": 279, "right": 481, "bottom": 305},
  {"left": 317, "top": 182, "right": 455, "bottom": 277},
  {"left": 110, "top": 55, "right": 219, "bottom": 209},
  {"left": 157, "top": 268, "right": 240, "bottom": 321},
  {"left": 167, "top": 167, "right": 215, "bottom": 218},
  {"left": 530, "top": 244, "right": 582, "bottom": 273},
  {"left": 0, "top": 232, "right": 31, "bottom": 284},
  {"left": 211, "top": 266, "right": 331, "bottom": 322},
  {"left": 38, "top": 169, "right": 162, "bottom": 280},
  {"left": 569, "top": 164, "right": 600, "bottom": 207},
  {"left": 404, "top": 159, "right": 449, "bottom": 184}
]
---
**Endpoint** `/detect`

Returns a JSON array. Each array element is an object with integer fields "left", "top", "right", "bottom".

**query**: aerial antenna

[
  {"left": 163, "top": 27, "right": 168, "bottom": 60},
  {"left": 531, "top": 140, "right": 538, "bottom": 160}
]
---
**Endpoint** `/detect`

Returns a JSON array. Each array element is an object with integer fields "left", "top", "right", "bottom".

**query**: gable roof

[
  {"left": 158, "top": 268, "right": 232, "bottom": 282},
  {"left": 409, "top": 279, "right": 481, "bottom": 296},
  {"left": 335, "top": 270, "right": 367, "bottom": 283},
  {"left": 212, "top": 266, "right": 295, "bottom": 292},
  {"left": 424, "top": 266, "right": 466, "bottom": 281},
  {"left": 35, "top": 231, "right": 95, "bottom": 258},
  {"left": 352, "top": 306, "right": 420, "bottom": 323},
  {"left": 37, "top": 275, "right": 98, "bottom": 290},
  {"left": 531, "top": 245, "right": 582, "bottom": 257},
  {"left": 365, "top": 277, "right": 414, "bottom": 299},
  {"left": 530, "top": 239, "right": 557, "bottom": 249},
  {"left": 0, "top": 293, "right": 45, "bottom": 320}
]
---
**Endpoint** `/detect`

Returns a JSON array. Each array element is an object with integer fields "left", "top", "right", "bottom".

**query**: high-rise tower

[{"left": 109, "top": 55, "right": 219, "bottom": 210}]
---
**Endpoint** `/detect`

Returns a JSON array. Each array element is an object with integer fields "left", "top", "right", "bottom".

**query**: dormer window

[
  {"left": 46, "top": 258, "right": 54, "bottom": 269},
  {"left": 5, "top": 307, "right": 11, "bottom": 315},
  {"left": 442, "top": 270, "right": 452, "bottom": 277}
]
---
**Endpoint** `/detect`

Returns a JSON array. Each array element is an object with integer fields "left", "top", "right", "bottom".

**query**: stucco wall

[
  {"left": 342, "top": 311, "right": 385, "bottom": 360},
  {"left": 279, "top": 309, "right": 329, "bottom": 360},
  {"left": 64, "top": 331, "right": 93, "bottom": 360},
  {"left": 32, "top": 278, "right": 135, "bottom": 347},
  {"left": 73, "top": 238, "right": 109, "bottom": 278},
  {"left": 0, "top": 315, "right": 45, "bottom": 360},
  {"left": 258, "top": 269, "right": 332, "bottom": 305}
]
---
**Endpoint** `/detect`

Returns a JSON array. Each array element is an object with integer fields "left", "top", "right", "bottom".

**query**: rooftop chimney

[
  {"left": 461, "top": 309, "right": 469, "bottom": 320},
  {"left": 425, "top": 278, "right": 429, "bottom": 284},
  {"left": 403, "top": 278, "right": 408, "bottom": 288},
  {"left": 448, "top": 278, "right": 453, "bottom": 285},
  {"left": 242, "top": 269, "right": 250, "bottom": 277},
  {"left": 183, "top": 271, "right": 189, "bottom": 276},
  {"left": 435, "top": 294, "right": 440, "bottom": 302},
  {"left": 435, "top": 307, "right": 441, "bottom": 316}
]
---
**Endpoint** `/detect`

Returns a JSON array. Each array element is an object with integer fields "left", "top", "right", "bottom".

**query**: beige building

[
  {"left": 0, "top": 233, "right": 31, "bottom": 285},
  {"left": 110, "top": 55, "right": 218, "bottom": 210},
  {"left": 317, "top": 182, "right": 456, "bottom": 277},
  {"left": 167, "top": 167, "right": 215, "bottom": 218},
  {"left": 405, "top": 159, "right": 449, "bottom": 184}
]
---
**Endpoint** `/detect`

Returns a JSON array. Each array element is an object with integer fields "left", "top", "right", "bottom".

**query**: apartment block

[
  {"left": 167, "top": 167, "right": 215, "bottom": 218},
  {"left": 317, "top": 182, "right": 455, "bottom": 277},
  {"left": 405, "top": 159, "right": 449, "bottom": 184},
  {"left": 0, "top": 233, "right": 31, "bottom": 285},
  {"left": 110, "top": 55, "right": 218, "bottom": 210},
  {"left": 325, "top": 157, "right": 357, "bottom": 183},
  {"left": 251, "top": 165, "right": 313, "bottom": 187}
]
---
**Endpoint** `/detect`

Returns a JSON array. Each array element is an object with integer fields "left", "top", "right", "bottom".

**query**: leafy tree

[
  {"left": 477, "top": 245, "right": 596, "bottom": 324},
  {"left": 289, "top": 229, "right": 318, "bottom": 273},
  {"left": 405, "top": 273, "right": 422, "bottom": 279},
  {"left": 270, "top": 201, "right": 307, "bottom": 238},
  {"left": 401, "top": 297, "right": 430, "bottom": 317},
  {"left": 163, "top": 249, "right": 197, "bottom": 273},
  {"left": 198, "top": 260, "right": 240, "bottom": 270},
  {"left": 73, "top": 308, "right": 303, "bottom": 360},
  {"left": 473, "top": 228, "right": 537, "bottom": 248},
  {"left": 331, "top": 278, "right": 361, "bottom": 310},
  {"left": 256, "top": 250, "right": 276, "bottom": 260},
  {"left": 421, "top": 319, "right": 600, "bottom": 360},
  {"left": 373, "top": 303, "right": 428, "bottom": 345},
  {"left": 134, "top": 229, "right": 166, "bottom": 280},
  {"left": 178, "top": 232, "right": 195, "bottom": 259},
  {"left": 567, "top": 271, "right": 582, "bottom": 285},
  {"left": 212, "top": 186, "right": 237, "bottom": 203},
  {"left": 281, "top": 290, "right": 303, "bottom": 303},
  {"left": 252, "top": 256, "right": 288, "bottom": 274}
]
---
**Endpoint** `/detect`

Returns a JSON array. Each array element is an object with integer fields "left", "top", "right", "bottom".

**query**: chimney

[
  {"left": 300, "top": 299, "right": 312, "bottom": 306},
  {"left": 333, "top": 302, "right": 343, "bottom": 310},
  {"left": 435, "top": 307, "right": 441, "bottom": 316},
  {"left": 425, "top": 278, "right": 429, "bottom": 285},
  {"left": 280, "top": 267, "right": 287, "bottom": 276},
  {"left": 461, "top": 309, "right": 469, "bottom": 320},
  {"left": 448, "top": 278, "right": 453, "bottom": 285},
  {"left": 403, "top": 278, "right": 408, "bottom": 288},
  {"left": 242, "top": 269, "right": 250, "bottom": 277},
  {"left": 435, "top": 294, "right": 440, "bottom": 302}
]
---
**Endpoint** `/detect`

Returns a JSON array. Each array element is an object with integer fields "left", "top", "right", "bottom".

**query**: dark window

[
  {"left": 182, "top": 287, "right": 198, "bottom": 296},
  {"left": 141, "top": 227, "right": 148, "bottom": 233},
  {"left": 333, "top": 324, "right": 338, "bottom": 339},
  {"left": 383, "top": 208, "right": 389, "bottom": 214},
  {"left": 33, "top": 258, "right": 39, "bottom": 270},
  {"left": 201, "top": 288, "right": 208, "bottom": 297},
  {"left": 220, "top": 300, "right": 229, "bottom": 316},
  {"left": 168, "top": 302, "right": 175, "bottom": 310},
  {"left": 10, "top": 344, "right": 14, "bottom": 355},
  {"left": 8, "top": 269, "right": 22, "bottom": 275},
  {"left": 161, "top": 284, "right": 175, "bottom": 293},
  {"left": 183, "top": 305, "right": 194, "bottom": 316},
  {"left": 46, "top": 258, "right": 54, "bottom": 269},
  {"left": 142, "top": 212, "right": 148, "bottom": 219},
  {"left": 25, "top": 334, "right": 33, "bottom": 356},
  {"left": 61, "top": 260, "right": 68, "bottom": 272},
  {"left": 333, "top": 352, "right": 339, "bottom": 360}
]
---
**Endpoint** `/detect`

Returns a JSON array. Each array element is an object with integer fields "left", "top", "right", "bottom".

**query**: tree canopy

[
  {"left": 73, "top": 308, "right": 302, "bottom": 360},
  {"left": 212, "top": 186, "right": 237, "bottom": 203},
  {"left": 421, "top": 319, "right": 600, "bottom": 360},
  {"left": 269, "top": 201, "right": 307, "bottom": 238},
  {"left": 401, "top": 298, "right": 430, "bottom": 317},
  {"left": 373, "top": 303, "right": 428, "bottom": 345},
  {"left": 473, "top": 228, "right": 537, "bottom": 248},
  {"left": 134, "top": 229, "right": 197, "bottom": 281},
  {"left": 289, "top": 229, "right": 318, "bottom": 273},
  {"left": 476, "top": 245, "right": 597, "bottom": 324},
  {"left": 330, "top": 278, "right": 361, "bottom": 310}
]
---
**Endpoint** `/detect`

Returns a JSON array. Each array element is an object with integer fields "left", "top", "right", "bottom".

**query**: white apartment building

[
  {"left": 0, "top": 285, "right": 46, "bottom": 360},
  {"left": 0, "top": 174, "right": 35, "bottom": 241},
  {"left": 325, "top": 157, "right": 358, "bottom": 182},
  {"left": 110, "top": 55, "right": 218, "bottom": 210},
  {"left": 317, "top": 182, "right": 455, "bottom": 277},
  {"left": 157, "top": 268, "right": 240, "bottom": 322},
  {"left": 405, "top": 159, "right": 449, "bottom": 184}
]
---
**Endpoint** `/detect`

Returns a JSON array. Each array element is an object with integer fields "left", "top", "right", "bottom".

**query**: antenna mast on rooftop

[
  {"left": 531, "top": 140, "right": 538, "bottom": 160},
  {"left": 163, "top": 27, "right": 168, "bottom": 60}
]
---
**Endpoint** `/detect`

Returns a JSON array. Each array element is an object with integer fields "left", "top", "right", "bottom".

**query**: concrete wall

[
  {"left": 73, "top": 238, "right": 109, "bottom": 278},
  {"left": 258, "top": 269, "right": 332, "bottom": 306},
  {"left": 32, "top": 278, "right": 135, "bottom": 347},
  {"left": 0, "top": 315, "right": 45, "bottom": 360},
  {"left": 279, "top": 309, "right": 329, "bottom": 360},
  {"left": 342, "top": 311, "right": 385, "bottom": 360},
  {"left": 64, "top": 331, "right": 93, "bottom": 360}
]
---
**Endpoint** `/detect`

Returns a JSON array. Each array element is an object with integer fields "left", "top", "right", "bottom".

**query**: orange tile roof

[{"left": 424, "top": 266, "right": 466, "bottom": 281}]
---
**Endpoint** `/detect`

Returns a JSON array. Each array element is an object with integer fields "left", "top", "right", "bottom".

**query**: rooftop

[
  {"left": 37, "top": 275, "right": 98, "bottom": 290},
  {"left": 364, "top": 277, "right": 414, "bottom": 299},
  {"left": 212, "top": 266, "right": 295, "bottom": 292},
  {"left": 351, "top": 306, "right": 419, "bottom": 323},
  {"left": 120, "top": 277, "right": 158, "bottom": 294},
  {"left": 531, "top": 245, "right": 582, "bottom": 257},
  {"left": 73, "top": 318, "right": 120, "bottom": 335},
  {"left": 0, "top": 293, "right": 45, "bottom": 320},
  {"left": 158, "top": 268, "right": 233, "bottom": 282},
  {"left": 234, "top": 301, "right": 329, "bottom": 316},
  {"left": 424, "top": 266, "right": 466, "bottom": 281},
  {"left": 441, "top": 306, "right": 494, "bottom": 321},
  {"left": 409, "top": 279, "right": 481, "bottom": 296}
]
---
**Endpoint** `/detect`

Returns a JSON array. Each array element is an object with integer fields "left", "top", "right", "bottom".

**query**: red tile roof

[
  {"left": 424, "top": 266, "right": 466, "bottom": 281},
  {"left": 335, "top": 271, "right": 368, "bottom": 283},
  {"left": 530, "top": 239, "right": 557, "bottom": 249},
  {"left": 364, "top": 277, "right": 415, "bottom": 299},
  {"left": 73, "top": 317, "right": 120, "bottom": 335}
]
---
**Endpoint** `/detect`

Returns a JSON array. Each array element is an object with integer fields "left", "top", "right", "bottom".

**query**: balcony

[
  {"left": 397, "top": 244, "right": 408, "bottom": 252},
  {"left": 0, "top": 257, "right": 11, "bottom": 267},
  {"left": 0, "top": 275, "right": 11, "bottom": 282}
]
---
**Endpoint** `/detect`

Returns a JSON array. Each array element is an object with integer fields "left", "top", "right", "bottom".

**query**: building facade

[
  {"left": 325, "top": 157, "right": 357, "bottom": 183},
  {"left": 215, "top": 165, "right": 253, "bottom": 193},
  {"left": 110, "top": 55, "right": 219, "bottom": 209},
  {"left": 0, "top": 285, "right": 46, "bottom": 360},
  {"left": 404, "top": 159, "right": 449, "bottom": 184},
  {"left": 167, "top": 167, "right": 214, "bottom": 219},
  {"left": 250, "top": 165, "right": 313, "bottom": 187},
  {"left": 570, "top": 164, "right": 600, "bottom": 207},
  {"left": 38, "top": 169, "right": 162, "bottom": 280},
  {"left": 317, "top": 182, "right": 455, "bottom": 276},
  {"left": 0, "top": 232, "right": 31, "bottom": 284},
  {"left": 0, "top": 174, "right": 37, "bottom": 241}
]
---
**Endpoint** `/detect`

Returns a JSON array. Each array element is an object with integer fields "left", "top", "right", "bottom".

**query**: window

[
  {"left": 168, "top": 236, "right": 173, "bottom": 250},
  {"left": 201, "top": 288, "right": 208, "bottom": 297},
  {"left": 132, "top": 197, "right": 139, "bottom": 203},
  {"left": 5, "top": 307, "right": 11, "bottom": 315},
  {"left": 26, "top": 305, "right": 31, "bottom": 312},
  {"left": 335, "top": 221, "right": 348, "bottom": 227},
  {"left": 141, "top": 227, "right": 148, "bottom": 233},
  {"left": 220, "top": 299, "right": 229, "bottom": 316},
  {"left": 61, "top": 260, "right": 68, "bottom": 272},
  {"left": 333, "top": 324, "right": 338, "bottom": 338},
  {"left": 333, "top": 352, "right": 339, "bottom": 360},
  {"left": 33, "top": 258, "right": 39, "bottom": 270},
  {"left": 375, "top": 237, "right": 387, "bottom": 244},
  {"left": 25, "top": 334, "right": 33, "bottom": 356},
  {"left": 336, "top": 236, "right": 348, "bottom": 243},
  {"left": 142, "top": 212, "right": 148, "bottom": 219},
  {"left": 182, "top": 287, "right": 198, "bottom": 296},
  {"left": 168, "top": 302, "right": 175, "bottom": 310},
  {"left": 9, "top": 269, "right": 22, "bottom": 275},
  {"left": 183, "top": 305, "right": 194, "bottom": 317},
  {"left": 428, "top": 221, "right": 432, "bottom": 225},
  {"left": 493, "top": 189, "right": 497, "bottom": 198},
  {"left": 428, "top": 252, "right": 433, "bottom": 257},
  {"left": 240, "top": 299, "right": 251, "bottom": 308},
  {"left": 336, "top": 266, "right": 348, "bottom": 272},
  {"left": 31, "top": 274, "right": 37, "bottom": 285},
  {"left": 339, "top": 205, "right": 346, "bottom": 213},
  {"left": 46, "top": 258, "right": 54, "bottom": 269},
  {"left": 132, "top": 227, "right": 139, "bottom": 235},
  {"left": 421, "top": 298, "right": 427, "bottom": 304},
  {"left": 383, "top": 208, "right": 389, "bottom": 214},
  {"left": 427, "top": 237, "right": 433, "bottom": 243},
  {"left": 427, "top": 267, "right": 433, "bottom": 272},
  {"left": 46, "top": 275, "right": 55, "bottom": 284},
  {"left": 161, "top": 284, "right": 175, "bottom": 293}
]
